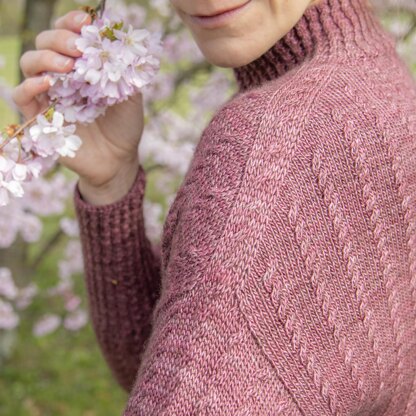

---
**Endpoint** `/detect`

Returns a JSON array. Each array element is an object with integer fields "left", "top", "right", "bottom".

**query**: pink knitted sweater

[{"left": 73, "top": 0, "right": 416, "bottom": 414}]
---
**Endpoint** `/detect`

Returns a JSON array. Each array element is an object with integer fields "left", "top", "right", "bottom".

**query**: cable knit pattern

[{"left": 73, "top": 0, "right": 416, "bottom": 414}]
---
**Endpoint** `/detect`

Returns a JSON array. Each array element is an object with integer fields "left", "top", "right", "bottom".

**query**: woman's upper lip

[{"left": 192, "top": 2, "right": 248, "bottom": 17}]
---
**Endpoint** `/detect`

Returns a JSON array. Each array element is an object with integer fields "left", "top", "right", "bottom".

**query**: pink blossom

[
  {"left": 19, "top": 213, "right": 43, "bottom": 243},
  {"left": 0, "top": 268, "right": 18, "bottom": 300},
  {"left": 15, "top": 283, "right": 38, "bottom": 310},
  {"left": 163, "top": 31, "right": 204, "bottom": 63},
  {"left": 0, "top": 176, "right": 24, "bottom": 206},
  {"left": 22, "top": 173, "right": 74, "bottom": 216},
  {"left": 143, "top": 71, "right": 175, "bottom": 103},
  {"left": 33, "top": 314, "right": 61, "bottom": 337},
  {"left": 64, "top": 294, "right": 81, "bottom": 312},
  {"left": 110, "top": 1, "right": 147, "bottom": 28},
  {"left": 0, "top": 299, "right": 19, "bottom": 330},
  {"left": 60, "top": 217, "right": 80, "bottom": 237},
  {"left": 63, "top": 308, "right": 88, "bottom": 331},
  {"left": 0, "top": 155, "right": 25, "bottom": 206},
  {"left": 47, "top": 278, "right": 73, "bottom": 297},
  {"left": 0, "top": 196, "right": 45, "bottom": 247},
  {"left": 0, "top": 56, "right": 16, "bottom": 111},
  {"left": 0, "top": 203, "right": 20, "bottom": 248},
  {"left": 58, "top": 239, "right": 83, "bottom": 280},
  {"left": 143, "top": 200, "right": 163, "bottom": 243},
  {"left": 47, "top": 14, "right": 162, "bottom": 125},
  {"left": 28, "top": 111, "right": 82, "bottom": 159}
]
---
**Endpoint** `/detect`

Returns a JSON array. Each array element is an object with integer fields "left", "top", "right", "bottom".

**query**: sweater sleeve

[
  {"left": 118, "top": 88, "right": 313, "bottom": 415},
  {"left": 122, "top": 270, "right": 302, "bottom": 415},
  {"left": 73, "top": 163, "right": 162, "bottom": 393}
]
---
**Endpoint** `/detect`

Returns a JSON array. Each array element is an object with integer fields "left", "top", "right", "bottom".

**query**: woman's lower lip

[{"left": 189, "top": 0, "right": 252, "bottom": 29}]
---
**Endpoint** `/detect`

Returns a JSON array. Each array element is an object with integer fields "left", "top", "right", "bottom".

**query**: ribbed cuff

[
  {"left": 72, "top": 161, "right": 155, "bottom": 317},
  {"left": 73, "top": 164, "right": 147, "bottom": 216}
]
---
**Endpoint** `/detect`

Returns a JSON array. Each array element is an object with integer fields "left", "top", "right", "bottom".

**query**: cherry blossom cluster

[
  {"left": 0, "top": 2, "right": 162, "bottom": 207},
  {"left": 48, "top": 8, "right": 163, "bottom": 123}
]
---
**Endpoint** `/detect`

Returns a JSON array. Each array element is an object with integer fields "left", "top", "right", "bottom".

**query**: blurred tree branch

[
  {"left": 30, "top": 228, "right": 64, "bottom": 270},
  {"left": 403, "top": 15, "right": 416, "bottom": 41},
  {"left": 0, "top": 0, "right": 59, "bottom": 281},
  {"left": 19, "top": 0, "right": 58, "bottom": 83},
  {"left": 372, "top": 0, "right": 416, "bottom": 13}
]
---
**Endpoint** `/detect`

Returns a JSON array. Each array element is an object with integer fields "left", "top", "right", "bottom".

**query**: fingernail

[
  {"left": 74, "top": 12, "right": 88, "bottom": 24},
  {"left": 37, "top": 75, "right": 47, "bottom": 84},
  {"left": 67, "top": 36, "right": 79, "bottom": 51},
  {"left": 54, "top": 56, "right": 72, "bottom": 68}
]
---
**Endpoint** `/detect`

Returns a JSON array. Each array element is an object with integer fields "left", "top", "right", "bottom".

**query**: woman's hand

[{"left": 12, "top": 10, "right": 145, "bottom": 203}]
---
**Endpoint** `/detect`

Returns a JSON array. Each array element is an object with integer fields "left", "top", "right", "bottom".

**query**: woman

[{"left": 12, "top": 0, "right": 416, "bottom": 414}]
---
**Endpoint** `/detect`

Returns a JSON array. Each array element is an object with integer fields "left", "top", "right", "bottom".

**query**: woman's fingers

[
  {"left": 35, "top": 29, "right": 83, "bottom": 58},
  {"left": 53, "top": 10, "right": 91, "bottom": 32},
  {"left": 20, "top": 49, "right": 74, "bottom": 78},
  {"left": 11, "top": 75, "right": 51, "bottom": 120},
  {"left": 19, "top": 11, "right": 90, "bottom": 78},
  {"left": 20, "top": 27, "right": 82, "bottom": 78},
  {"left": 12, "top": 9, "right": 92, "bottom": 120}
]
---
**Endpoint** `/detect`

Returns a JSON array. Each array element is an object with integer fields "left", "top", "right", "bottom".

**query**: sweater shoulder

[
  {"left": 159, "top": 80, "right": 318, "bottom": 295},
  {"left": 208, "top": 65, "right": 328, "bottom": 142},
  {"left": 308, "top": 57, "right": 416, "bottom": 126}
]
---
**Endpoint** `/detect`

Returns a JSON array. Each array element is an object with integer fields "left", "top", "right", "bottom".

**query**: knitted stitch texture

[{"left": 73, "top": 0, "right": 416, "bottom": 414}]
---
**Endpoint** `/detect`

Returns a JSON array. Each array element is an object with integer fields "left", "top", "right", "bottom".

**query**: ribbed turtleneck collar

[{"left": 233, "top": 0, "right": 396, "bottom": 92}]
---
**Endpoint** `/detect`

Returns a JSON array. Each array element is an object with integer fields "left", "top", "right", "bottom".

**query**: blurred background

[{"left": 0, "top": 0, "right": 415, "bottom": 414}]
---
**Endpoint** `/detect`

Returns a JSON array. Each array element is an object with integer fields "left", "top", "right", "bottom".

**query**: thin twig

[
  {"left": 402, "top": 17, "right": 416, "bottom": 42},
  {"left": 30, "top": 228, "right": 65, "bottom": 271},
  {"left": 96, "top": 0, "right": 106, "bottom": 18},
  {"left": 0, "top": 104, "right": 53, "bottom": 150}
]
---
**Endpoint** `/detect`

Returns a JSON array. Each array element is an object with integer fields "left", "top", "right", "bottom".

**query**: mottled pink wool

[{"left": 73, "top": 0, "right": 416, "bottom": 414}]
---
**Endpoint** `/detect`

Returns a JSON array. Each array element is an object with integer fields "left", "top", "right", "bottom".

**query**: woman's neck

[{"left": 233, "top": 0, "right": 396, "bottom": 92}]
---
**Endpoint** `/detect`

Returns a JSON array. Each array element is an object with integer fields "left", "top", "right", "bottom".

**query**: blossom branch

[
  {"left": 0, "top": 2, "right": 162, "bottom": 207},
  {"left": 0, "top": 104, "right": 54, "bottom": 151},
  {"left": 30, "top": 228, "right": 65, "bottom": 271},
  {"left": 402, "top": 16, "right": 416, "bottom": 41}
]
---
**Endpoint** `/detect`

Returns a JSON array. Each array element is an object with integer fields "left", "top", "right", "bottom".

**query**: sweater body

[{"left": 73, "top": 0, "right": 416, "bottom": 414}]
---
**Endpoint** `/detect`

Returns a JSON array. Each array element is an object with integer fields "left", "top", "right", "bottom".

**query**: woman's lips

[{"left": 189, "top": 1, "right": 252, "bottom": 29}]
